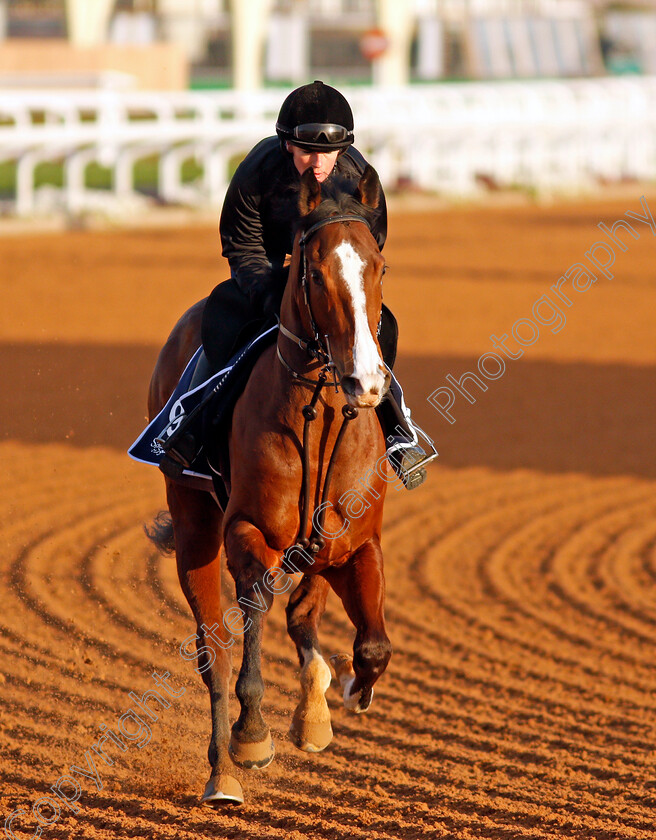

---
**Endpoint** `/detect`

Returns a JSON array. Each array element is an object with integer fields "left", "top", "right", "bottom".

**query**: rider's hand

[
  {"left": 257, "top": 287, "right": 282, "bottom": 319},
  {"left": 255, "top": 272, "right": 287, "bottom": 320}
]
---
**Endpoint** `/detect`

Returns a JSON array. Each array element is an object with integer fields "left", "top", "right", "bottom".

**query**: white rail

[{"left": 1, "top": 79, "right": 656, "bottom": 217}]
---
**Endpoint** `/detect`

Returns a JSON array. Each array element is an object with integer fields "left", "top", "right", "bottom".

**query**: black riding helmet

[{"left": 276, "top": 80, "right": 354, "bottom": 153}]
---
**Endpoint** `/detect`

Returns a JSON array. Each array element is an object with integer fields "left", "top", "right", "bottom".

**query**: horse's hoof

[
  {"left": 229, "top": 730, "right": 275, "bottom": 769},
  {"left": 288, "top": 715, "right": 333, "bottom": 753},
  {"left": 351, "top": 687, "right": 374, "bottom": 714},
  {"left": 201, "top": 774, "right": 244, "bottom": 807},
  {"left": 329, "top": 653, "right": 374, "bottom": 713}
]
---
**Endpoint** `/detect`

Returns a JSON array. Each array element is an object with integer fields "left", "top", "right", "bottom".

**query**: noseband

[{"left": 277, "top": 213, "right": 372, "bottom": 385}]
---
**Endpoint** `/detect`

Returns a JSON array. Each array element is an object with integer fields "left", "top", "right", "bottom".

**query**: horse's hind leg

[
  {"left": 323, "top": 538, "right": 392, "bottom": 714},
  {"left": 167, "top": 482, "right": 242, "bottom": 806},
  {"left": 285, "top": 574, "right": 333, "bottom": 752},
  {"left": 224, "top": 520, "right": 276, "bottom": 770}
]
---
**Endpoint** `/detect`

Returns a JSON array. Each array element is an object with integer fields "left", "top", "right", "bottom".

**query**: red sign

[{"left": 360, "top": 28, "right": 389, "bottom": 61}]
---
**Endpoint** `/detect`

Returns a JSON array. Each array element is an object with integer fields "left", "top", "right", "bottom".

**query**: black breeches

[{"left": 201, "top": 278, "right": 264, "bottom": 373}]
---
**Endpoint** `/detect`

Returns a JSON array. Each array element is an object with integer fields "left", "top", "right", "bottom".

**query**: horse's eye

[
  {"left": 310, "top": 269, "right": 324, "bottom": 286},
  {"left": 381, "top": 264, "right": 388, "bottom": 276}
]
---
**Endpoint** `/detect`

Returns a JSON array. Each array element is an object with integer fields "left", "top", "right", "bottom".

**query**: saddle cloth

[{"left": 128, "top": 324, "right": 278, "bottom": 509}]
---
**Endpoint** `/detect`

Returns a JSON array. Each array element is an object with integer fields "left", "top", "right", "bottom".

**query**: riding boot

[
  {"left": 158, "top": 350, "right": 213, "bottom": 478},
  {"left": 376, "top": 372, "right": 437, "bottom": 491}
]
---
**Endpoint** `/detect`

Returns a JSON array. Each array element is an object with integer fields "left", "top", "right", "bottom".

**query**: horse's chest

[{"left": 231, "top": 409, "right": 385, "bottom": 526}]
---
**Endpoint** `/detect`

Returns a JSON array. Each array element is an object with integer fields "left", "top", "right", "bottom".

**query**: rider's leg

[
  {"left": 376, "top": 305, "right": 436, "bottom": 490},
  {"left": 201, "top": 278, "right": 257, "bottom": 372},
  {"left": 160, "top": 279, "right": 254, "bottom": 472}
]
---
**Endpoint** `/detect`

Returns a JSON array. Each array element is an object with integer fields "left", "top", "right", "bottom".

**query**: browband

[{"left": 299, "top": 214, "right": 370, "bottom": 246}]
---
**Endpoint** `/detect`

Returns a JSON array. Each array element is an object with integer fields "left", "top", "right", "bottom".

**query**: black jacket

[{"left": 219, "top": 137, "right": 387, "bottom": 308}]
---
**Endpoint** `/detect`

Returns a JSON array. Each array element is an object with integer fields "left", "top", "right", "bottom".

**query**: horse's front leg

[
  {"left": 167, "top": 483, "right": 242, "bottom": 806},
  {"left": 323, "top": 537, "right": 392, "bottom": 714},
  {"left": 224, "top": 519, "right": 276, "bottom": 769},
  {"left": 285, "top": 574, "right": 333, "bottom": 752}
]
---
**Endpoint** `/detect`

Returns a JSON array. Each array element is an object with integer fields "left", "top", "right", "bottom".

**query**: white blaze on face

[{"left": 334, "top": 240, "right": 385, "bottom": 394}]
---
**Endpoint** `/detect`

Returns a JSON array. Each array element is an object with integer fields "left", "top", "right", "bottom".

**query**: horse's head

[{"left": 290, "top": 165, "right": 390, "bottom": 409}]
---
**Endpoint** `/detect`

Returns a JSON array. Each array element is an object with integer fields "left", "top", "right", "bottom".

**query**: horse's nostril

[
  {"left": 341, "top": 376, "right": 358, "bottom": 396},
  {"left": 341, "top": 375, "right": 385, "bottom": 399}
]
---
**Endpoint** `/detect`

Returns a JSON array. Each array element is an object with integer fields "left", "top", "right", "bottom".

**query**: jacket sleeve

[{"left": 219, "top": 164, "right": 273, "bottom": 304}]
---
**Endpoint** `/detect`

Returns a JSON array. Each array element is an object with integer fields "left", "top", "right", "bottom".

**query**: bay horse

[{"left": 147, "top": 165, "right": 393, "bottom": 805}]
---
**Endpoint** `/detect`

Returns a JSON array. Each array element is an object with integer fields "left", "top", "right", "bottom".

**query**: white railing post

[
  {"left": 114, "top": 147, "right": 135, "bottom": 199},
  {"left": 65, "top": 148, "right": 92, "bottom": 214},
  {"left": 160, "top": 144, "right": 193, "bottom": 204},
  {"left": 16, "top": 150, "right": 37, "bottom": 216}
]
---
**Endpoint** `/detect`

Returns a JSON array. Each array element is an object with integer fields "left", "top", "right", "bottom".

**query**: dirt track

[{"left": 2, "top": 195, "right": 656, "bottom": 839}]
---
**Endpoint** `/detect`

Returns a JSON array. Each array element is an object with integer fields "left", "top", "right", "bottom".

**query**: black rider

[{"left": 163, "top": 80, "right": 433, "bottom": 490}]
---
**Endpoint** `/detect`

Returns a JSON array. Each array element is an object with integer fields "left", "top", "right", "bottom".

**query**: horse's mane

[{"left": 295, "top": 174, "right": 379, "bottom": 236}]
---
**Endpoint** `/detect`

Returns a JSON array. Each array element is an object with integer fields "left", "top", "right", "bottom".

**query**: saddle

[{"left": 128, "top": 324, "right": 278, "bottom": 510}]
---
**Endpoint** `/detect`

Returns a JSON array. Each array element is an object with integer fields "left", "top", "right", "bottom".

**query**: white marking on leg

[
  {"left": 341, "top": 675, "right": 373, "bottom": 713},
  {"left": 293, "top": 647, "right": 334, "bottom": 750},
  {"left": 300, "top": 647, "right": 332, "bottom": 693},
  {"left": 331, "top": 655, "right": 374, "bottom": 714},
  {"left": 334, "top": 241, "right": 385, "bottom": 395},
  {"left": 342, "top": 676, "right": 359, "bottom": 710}
]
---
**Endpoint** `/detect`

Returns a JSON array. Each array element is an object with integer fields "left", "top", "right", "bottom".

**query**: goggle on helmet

[{"left": 276, "top": 122, "right": 354, "bottom": 150}]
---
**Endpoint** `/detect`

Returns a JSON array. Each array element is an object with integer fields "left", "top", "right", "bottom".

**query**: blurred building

[
  {"left": 0, "top": 0, "right": 655, "bottom": 91},
  {"left": 0, "top": 0, "right": 186, "bottom": 89},
  {"left": 2, "top": 0, "right": 656, "bottom": 218}
]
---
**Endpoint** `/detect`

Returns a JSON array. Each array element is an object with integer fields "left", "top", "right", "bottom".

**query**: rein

[
  {"left": 293, "top": 373, "right": 359, "bottom": 557},
  {"left": 278, "top": 213, "right": 371, "bottom": 559}
]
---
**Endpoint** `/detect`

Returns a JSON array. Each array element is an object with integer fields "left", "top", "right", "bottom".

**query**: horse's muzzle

[{"left": 340, "top": 367, "right": 390, "bottom": 408}]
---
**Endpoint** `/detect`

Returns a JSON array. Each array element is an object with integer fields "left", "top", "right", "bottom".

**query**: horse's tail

[{"left": 144, "top": 510, "right": 176, "bottom": 555}]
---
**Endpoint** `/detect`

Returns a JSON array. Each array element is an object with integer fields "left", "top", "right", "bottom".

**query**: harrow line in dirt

[
  {"left": 383, "top": 608, "right": 656, "bottom": 730},
  {"left": 479, "top": 496, "right": 656, "bottom": 670}
]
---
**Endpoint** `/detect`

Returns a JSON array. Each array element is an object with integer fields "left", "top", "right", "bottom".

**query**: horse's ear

[
  {"left": 355, "top": 164, "right": 380, "bottom": 209},
  {"left": 299, "top": 168, "right": 322, "bottom": 216}
]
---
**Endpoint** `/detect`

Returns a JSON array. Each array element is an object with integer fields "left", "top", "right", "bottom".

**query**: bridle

[
  {"left": 276, "top": 212, "right": 375, "bottom": 559},
  {"left": 276, "top": 213, "right": 372, "bottom": 387}
]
